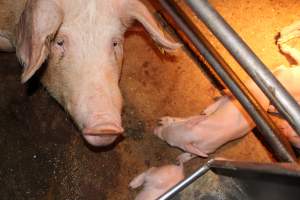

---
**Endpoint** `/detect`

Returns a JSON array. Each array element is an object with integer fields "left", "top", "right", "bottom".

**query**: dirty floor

[{"left": 1, "top": 0, "right": 300, "bottom": 199}]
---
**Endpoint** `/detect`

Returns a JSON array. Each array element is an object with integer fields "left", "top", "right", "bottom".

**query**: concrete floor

[{"left": 1, "top": 0, "right": 300, "bottom": 199}]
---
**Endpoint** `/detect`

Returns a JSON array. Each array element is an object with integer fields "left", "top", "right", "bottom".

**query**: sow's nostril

[
  {"left": 83, "top": 135, "right": 119, "bottom": 147},
  {"left": 83, "top": 123, "right": 124, "bottom": 135},
  {"left": 82, "top": 123, "right": 124, "bottom": 146}
]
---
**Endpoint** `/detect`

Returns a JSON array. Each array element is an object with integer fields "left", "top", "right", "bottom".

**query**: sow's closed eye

[{"left": 52, "top": 36, "right": 66, "bottom": 58}]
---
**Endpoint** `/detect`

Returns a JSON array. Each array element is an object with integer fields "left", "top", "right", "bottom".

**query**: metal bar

[
  {"left": 186, "top": 0, "right": 300, "bottom": 136},
  {"left": 157, "top": 0, "right": 296, "bottom": 162},
  {"left": 210, "top": 159, "right": 300, "bottom": 177},
  {"left": 158, "top": 160, "right": 212, "bottom": 200}
]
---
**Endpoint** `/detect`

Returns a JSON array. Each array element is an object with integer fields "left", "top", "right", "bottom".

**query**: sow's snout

[
  {"left": 83, "top": 122, "right": 124, "bottom": 146},
  {"left": 68, "top": 76, "right": 124, "bottom": 147}
]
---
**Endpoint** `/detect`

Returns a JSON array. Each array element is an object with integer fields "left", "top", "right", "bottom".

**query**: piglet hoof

[
  {"left": 83, "top": 123, "right": 124, "bottom": 146},
  {"left": 154, "top": 117, "right": 182, "bottom": 138},
  {"left": 83, "top": 135, "right": 119, "bottom": 147},
  {"left": 176, "top": 153, "right": 196, "bottom": 164},
  {"left": 157, "top": 116, "right": 185, "bottom": 126},
  {"left": 129, "top": 172, "right": 147, "bottom": 189},
  {"left": 267, "top": 105, "right": 278, "bottom": 114}
]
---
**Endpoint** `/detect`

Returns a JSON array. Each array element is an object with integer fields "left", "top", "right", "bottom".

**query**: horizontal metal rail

[
  {"left": 186, "top": 0, "right": 300, "bottom": 136},
  {"left": 157, "top": 0, "right": 296, "bottom": 162}
]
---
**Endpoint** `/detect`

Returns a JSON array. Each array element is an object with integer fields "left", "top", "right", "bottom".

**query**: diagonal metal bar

[
  {"left": 158, "top": 160, "right": 212, "bottom": 200},
  {"left": 186, "top": 0, "right": 300, "bottom": 136},
  {"left": 156, "top": 0, "right": 296, "bottom": 162}
]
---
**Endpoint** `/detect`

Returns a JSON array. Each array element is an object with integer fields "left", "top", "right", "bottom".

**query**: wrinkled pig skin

[
  {"left": 129, "top": 164, "right": 184, "bottom": 200},
  {"left": 0, "top": 0, "right": 180, "bottom": 146},
  {"left": 154, "top": 21, "right": 300, "bottom": 157}
]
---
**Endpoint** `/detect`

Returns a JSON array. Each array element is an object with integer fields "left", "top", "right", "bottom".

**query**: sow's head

[{"left": 16, "top": 0, "right": 180, "bottom": 146}]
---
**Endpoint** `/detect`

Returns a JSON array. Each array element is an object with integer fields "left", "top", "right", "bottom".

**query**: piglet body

[
  {"left": 129, "top": 164, "right": 184, "bottom": 200},
  {"left": 154, "top": 65, "right": 300, "bottom": 157},
  {"left": 154, "top": 21, "right": 300, "bottom": 156},
  {"left": 154, "top": 95, "right": 254, "bottom": 157}
]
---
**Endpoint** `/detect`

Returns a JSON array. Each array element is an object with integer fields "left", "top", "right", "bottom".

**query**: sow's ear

[
  {"left": 16, "top": 0, "right": 63, "bottom": 83},
  {"left": 125, "top": 0, "right": 181, "bottom": 51}
]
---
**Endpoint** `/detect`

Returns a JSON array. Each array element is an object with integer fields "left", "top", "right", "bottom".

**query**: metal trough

[{"left": 159, "top": 159, "right": 300, "bottom": 200}]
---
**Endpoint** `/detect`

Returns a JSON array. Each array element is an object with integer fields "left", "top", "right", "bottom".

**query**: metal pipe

[
  {"left": 157, "top": 0, "right": 296, "bottom": 162},
  {"left": 158, "top": 160, "right": 212, "bottom": 200},
  {"left": 186, "top": 0, "right": 300, "bottom": 136},
  {"left": 158, "top": 0, "right": 296, "bottom": 161}
]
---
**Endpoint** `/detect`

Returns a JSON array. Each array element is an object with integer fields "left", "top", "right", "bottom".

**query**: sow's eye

[
  {"left": 52, "top": 36, "right": 66, "bottom": 59},
  {"left": 112, "top": 38, "right": 122, "bottom": 48},
  {"left": 112, "top": 37, "right": 124, "bottom": 63},
  {"left": 113, "top": 41, "right": 118, "bottom": 47},
  {"left": 56, "top": 39, "right": 64, "bottom": 46},
  {"left": 55, "top": 38, "right": 65, "bottom": 48}
]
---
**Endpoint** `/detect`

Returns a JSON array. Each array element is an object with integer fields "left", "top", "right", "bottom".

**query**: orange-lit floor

[{"left": 1, "top": 0, "right": 300, "bottom": 199}]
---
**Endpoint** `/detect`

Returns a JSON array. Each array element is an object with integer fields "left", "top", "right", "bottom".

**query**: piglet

[
  {"left": 154, "top": 95, "right": 254, "bottom": 157},
  {"left": 154, "top": 21, "right": 300, "bottom": 157},
  {"left": 154, "top": 66, "right": 300, "bottom": 157},
  {"left": 129, "top": 163, "right": 184, "bottom": 200},
  {"left": 154, "top": 65, "right": 300, "bottom": 158}
]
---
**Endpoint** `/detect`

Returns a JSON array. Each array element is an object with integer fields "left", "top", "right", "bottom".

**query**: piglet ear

[
  {"left": 16, "top": 0, "right": 63, "bottom": 83},
  {"left": 126, "top": 0, "right": 181, "bottom": 51}
]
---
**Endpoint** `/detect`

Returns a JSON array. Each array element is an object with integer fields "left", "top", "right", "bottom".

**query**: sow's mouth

[{"left": 82, "top": 123, "right": 124, "bottom": 147}]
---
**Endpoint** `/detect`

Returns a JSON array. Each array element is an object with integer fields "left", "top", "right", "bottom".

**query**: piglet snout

[{"left": 83, "top": 122, "right": 124, "bottom": 146}]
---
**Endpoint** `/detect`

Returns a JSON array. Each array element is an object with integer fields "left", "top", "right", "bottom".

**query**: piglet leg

[
  {"left": 277, "top": 20, "right": 300, "bottom": 64},
  {"left": 277, "top": 20, "right": 300, "bottom": 45},
  {"left": 176, "top": 153, "right": 196, "bottom": 163},
  {"left": 278, "top": 44, "right": 300, "bottom": 65},
  {"left": 129, "top": 164, "right": 184, "bottom": 200},
  {"left": 129, "top": 171, "right": 147, "bottom": 189}
]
